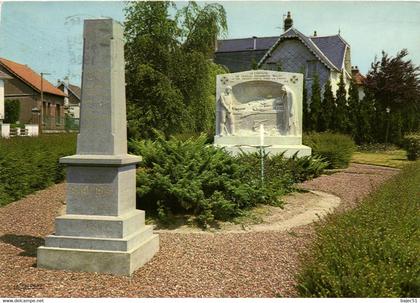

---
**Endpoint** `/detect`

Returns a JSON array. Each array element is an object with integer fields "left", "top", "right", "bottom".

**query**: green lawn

[{"left": 351, "top": 149, "right": 408, "bottom": 168}]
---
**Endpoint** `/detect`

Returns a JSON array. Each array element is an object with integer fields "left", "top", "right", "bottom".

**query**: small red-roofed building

[{"left": 0, "top": 57, "right": 66, "bottom": 132}]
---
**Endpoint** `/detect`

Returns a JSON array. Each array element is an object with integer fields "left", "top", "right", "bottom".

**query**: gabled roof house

[
  {"left": 0, "top": 57, "right": 66, "bottom": 132},
  {"left": 57, "top": 78, "right": 81, "bottom": 119},
  {"left": 214, "top": 12, "right": 357, "bottom": 98}
]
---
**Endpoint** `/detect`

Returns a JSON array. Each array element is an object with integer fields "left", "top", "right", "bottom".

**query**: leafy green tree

[
  {"left": 318, "top": 81, "right": 335, "bottom": 131},
  {"left": 347, "top": 80, "right": 360, "bottom": 140},
  {"left": 309, "top": 74, "right": 322, "bottom": 131},
  {"left": 364, "top": 49, "right": 420, "bottom": 143},
  {"left": 333, "top": 74, "right": 349, "bottom": 133},
  {"left": 176, "top": 1, "right": 227, "bottom": 57},
  {"left": 365, "top": 49, "right": 420, "bottom": 114},
  {"left": 124, "top": 1, "right": 227, "bottom": 139}
]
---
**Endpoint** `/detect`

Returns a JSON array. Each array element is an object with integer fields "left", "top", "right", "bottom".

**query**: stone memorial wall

[{"left": 214, "top": 70, "right": 311, "bottom": 157}]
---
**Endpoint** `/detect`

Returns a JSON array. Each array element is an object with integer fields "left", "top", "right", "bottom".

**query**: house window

[
  {"left": 56, "top": 104, "right": 61, "bottom": 125},
  {"left": 306, "top": 60, "right": 318, "bottom": 79}
]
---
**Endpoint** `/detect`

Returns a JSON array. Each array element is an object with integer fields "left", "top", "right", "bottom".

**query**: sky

[{"left": 0, "top": 1, "right": 419, "bottom": 86}]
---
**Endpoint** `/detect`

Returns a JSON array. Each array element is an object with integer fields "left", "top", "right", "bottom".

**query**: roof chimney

[
  {"left": 252, "top": 36, "right": 257, "bottom": 50},
  {"left": 284, "top": 11, "right": 293, "bottom": 32}
]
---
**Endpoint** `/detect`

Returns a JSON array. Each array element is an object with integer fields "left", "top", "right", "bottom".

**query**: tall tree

[
  {"left": 318, "top": 80, "right": 335, "bottom": 131},
  {"left": 357, "top": 91, "right": 375, "bottom": 144},
  {"left": 124, "top": 1, "right": 227, "bottom": 139},
  {"left": 364, "top": 49, "right": 420, "bottom": 142},
  {"left": 302, "top": 75, "right": 310, "bottom": 131},
  {"left": 309, "top": 74, "right": 322, "bottom": 131},
  {"left": 365, "top": 49, "right": 420, "bottom": 113},
  {"left": 333, "top": 74, "right": 349, "bottom": 133},
  {"left": 347, "top": 80, "right": 360, "bottom": 140}
]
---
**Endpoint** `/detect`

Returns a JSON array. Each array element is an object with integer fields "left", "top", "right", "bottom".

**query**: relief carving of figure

[
  {"left": 281, "top": 85, "right": 299, "bottom": 136},
  {"left": 217, "top": 86, "right": 235, "bottom": 136}
]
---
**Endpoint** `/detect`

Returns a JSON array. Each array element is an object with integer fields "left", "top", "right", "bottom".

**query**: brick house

[
  {"left": 214, "top": 12, "right": 360, "bottom": 99},
  {"left": 0, "top": 57, "right": 66, "bottom": 132}
]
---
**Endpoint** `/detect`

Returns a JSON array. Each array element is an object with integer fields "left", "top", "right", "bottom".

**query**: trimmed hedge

[
  {"left": 0, "top": 134, "right": 76, "bottom": 206},
  {"left": 403, "top": 133, "right": 420, "bottom": 161},
  {"left": 304, "top": 132, "right": 356, "bottom": 169},
  {"left": 129, "top": 134, "right": 328, "bottom": 227},
  {"left": 297, "top": 161, "right": 420, "bottom": 297}
]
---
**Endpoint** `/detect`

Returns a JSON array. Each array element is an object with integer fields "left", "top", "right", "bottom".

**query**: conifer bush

[
  {"left": 129, "top": 134, "right": 328, "bottom": 227},
  {"left": 304, "top": 132, "right": 356, "bottom": 169},
  {"left": 403, "top": 133, "right": 420, "bottom": 161},
  {"left": 0, "top": 134, "right": 76, "bottom": 207}
]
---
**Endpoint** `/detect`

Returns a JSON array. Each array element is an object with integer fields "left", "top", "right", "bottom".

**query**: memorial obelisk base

[{"left": 37, "top": 156, "right": 159, "bottom": 276}]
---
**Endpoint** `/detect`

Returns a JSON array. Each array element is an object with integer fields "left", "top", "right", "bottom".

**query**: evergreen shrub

[
  {"left": 297, "top": 161, "right": 420, "bottom": 297},
  {"left": 403, "top": 133, "right": 420, "bottom": 161},
  {"left": 304, "top": 132, "right": 356, "bottom": 169},
  {"left": 238, "top": 151, "right": 328, "bottom": 184},
  {"left": 129, "top": 134, "right": 328, "bottom": 227},
  {"left": 0, "top": 134, "right": 76, "bottom": 207},
  {"left": 4, "top": 99, "right": 20, "bottom": 124}
]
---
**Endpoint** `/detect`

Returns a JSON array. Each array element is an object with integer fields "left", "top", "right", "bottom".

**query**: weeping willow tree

[{"left": 124, "top": 1, "right": 227, "bottom": 139}]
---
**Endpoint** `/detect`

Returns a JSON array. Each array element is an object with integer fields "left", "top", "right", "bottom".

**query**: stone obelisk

[{"left": 37, "top": 19, "right": 159, "bottom": 276}]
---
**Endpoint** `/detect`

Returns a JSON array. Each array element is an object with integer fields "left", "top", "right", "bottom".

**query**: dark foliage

[
  {"left": 333, "top": 74, "right": 349, "bottom": 133},
  {"left": 318, "top": 81, "right": 335, "bottom": 132},
  {"left": 309, "top": 74, "right": 322, "bottom": 131},
  {"left": 4, "top": 99, "right": 20, "bottom": 124},
  {"left": 364, "top": 49, "right": 420, "bottom": 144}
]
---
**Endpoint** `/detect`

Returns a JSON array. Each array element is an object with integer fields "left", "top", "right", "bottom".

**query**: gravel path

[{"left": 0, "top": 163, "right": 399, "bottom": 297}]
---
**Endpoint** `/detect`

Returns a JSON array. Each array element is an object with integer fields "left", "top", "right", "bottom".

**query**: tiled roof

[
  {"left": 216, "top": 36, "right": 279, "bottom": 52},
  {"left": 0, "top": 70, "right": 13, "bottom": 79},
  {"left": 216, "top": 28, "right": 349, "bottom": 72},
  {"left": 57, "top": 81, "right": 81, "bottom": 100},
  {"left": 311, "top": 35, "right": 347, "bottom": 71},
  {"left": 0, "top": 58, "right": 65, "bottom": 97},
  {"left": 68, "top": 84, "right": 81, "bottom": 99},
  {"left": 259, "top": 28, "right": 339, "bottom": 71}
]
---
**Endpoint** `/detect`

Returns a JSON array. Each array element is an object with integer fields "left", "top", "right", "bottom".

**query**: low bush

[
  {"left": 129, "top": 134, "right": 328, "bottom": 227},
  {"left": 297, "top": 161, "right": 420, "bottom": 297},
  {"left": 402, "top": 133, "right": 420, "bottom": 161},
  {"left": 0, "top": 134, "right": 76, "bottom": 207},
  {"left": 304, "top": 132, "right": 356, "bottom": 169}
]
